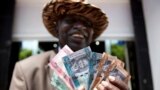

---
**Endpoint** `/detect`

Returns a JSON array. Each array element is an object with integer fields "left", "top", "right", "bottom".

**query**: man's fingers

[
  {"left": 97, "top": 83, "right": 105, "bottom": 90},
  {"left": 93, "top": 76, "right": 129, "bottom": 90},
  {"left": 108, "top": 76, "right": 129, "bottom": 90},
  {"left": 101, "top": 81, "right": 120, "bottom": 90}
]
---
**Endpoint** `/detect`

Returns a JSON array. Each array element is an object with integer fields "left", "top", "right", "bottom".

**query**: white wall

[
  {"left": 142, "top": 0, "right": 160, "bottom": 90},
  {"left": 12, "top": 0, "right": 134, "bottom": 41}
]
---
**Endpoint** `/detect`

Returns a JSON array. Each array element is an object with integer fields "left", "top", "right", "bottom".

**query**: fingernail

[{"left": 109, "top": 76, "right": 115, "bottom": 81}]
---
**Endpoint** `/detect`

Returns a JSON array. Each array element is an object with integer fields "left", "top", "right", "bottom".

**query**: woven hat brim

[{"left": 42, "top": 1, "right": 108, "bottom": 40}]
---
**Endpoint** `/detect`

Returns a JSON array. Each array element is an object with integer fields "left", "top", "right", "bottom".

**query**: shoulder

[
  {"left": 16, "top": 50, "right": 56, "bottom": 73},
  {"left": 11, "top": 50, "right": 56, "bottom": 90}
]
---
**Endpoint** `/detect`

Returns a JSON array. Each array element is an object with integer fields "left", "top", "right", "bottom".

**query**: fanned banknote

[
  {"left": 90, "top": 53, "right": 112, "bottom": 90},
  {"left": 108, "top": 54, "right": 125, "bottom": 68},
  {"left": 49, "top": 45, "right": 73, "bottom": 75},
  {"left": 50, "top": 61, "right": 74, "bottom": 90},
  {"left": 100, "top": 54, "right": 126, "bottom": 82},
  {"left": 108, "top": 65, "right": 131, "bottom": 83},
  {"left": 51, "top": 71, "right": 70, "bottom": 90},
  {"left": 63, "top": 46, "right": 92, "bottom": 89},
  {"left": 87, "top": 52, "right": 102, "bottom": 90},
  {"left": 90, "top": 53, "right": 131, "bottom": 89},
  {"left": 90, "top": 53, "right": 118, "bottom": 89},
  {"left": 49, "top": 45, "right": 131, "bottom": 90}
]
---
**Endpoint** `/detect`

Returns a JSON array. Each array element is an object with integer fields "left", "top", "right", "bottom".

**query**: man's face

[{"left": 56, "top": 15, "right": 94, "bottom": 51}]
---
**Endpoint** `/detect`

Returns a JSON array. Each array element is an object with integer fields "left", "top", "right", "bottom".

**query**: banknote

[
  {"left": 97, "top": 53, "right": 124, "bottom": 79},
  {"left": 51, "top": 71, "right": 70, "bottom": 90},
  {"left": 87, "top": 52, "right": 102, "bottom": 90},
  {"left": 90, "top": 53, "right": 108, "bottom": 90},
  {"left": 108, "top": 65, "right": 131, "bottom": 83},
  {"left": 49, "top": 45, "right": 73, "bottom": 75},
  {"left": 93, "top": 56, "right": 130, "bottom": 88},
  {"left": 108, "top": 54, "right": 124, "bottom": 68},
  {"left": 63, "top": 46, "right": 92, "bottom": 89},
  {"left": 50, "top": 61, "right": 74, "bottom": 90},
  {"left": 49, "top": 45, "right": 131, "bottom": 90},
  {"left": 89, "top": 52, "right": 102, "bottom": 74},
  {"left": 90, "top": 53, "right": 117, "bottom": 90}
]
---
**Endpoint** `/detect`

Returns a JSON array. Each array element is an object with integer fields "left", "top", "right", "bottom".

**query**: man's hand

[
  {"left": 78, "top": 76, "right": 129, "bottom": 90},
  {"left": 94, "top": 76, "right": 129, "bottom": 90}
]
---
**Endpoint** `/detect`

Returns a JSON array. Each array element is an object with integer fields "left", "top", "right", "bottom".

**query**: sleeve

[{"left": 9, "top": 62, "right": 27, "bottom": 90}]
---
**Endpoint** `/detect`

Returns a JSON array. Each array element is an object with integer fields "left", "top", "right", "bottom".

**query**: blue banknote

[
  {"left": 63, "top": 46, "right": 92, "bottom": 89},
  {"left": 87, "top": 52, "right": 102, "bottom": 90}
]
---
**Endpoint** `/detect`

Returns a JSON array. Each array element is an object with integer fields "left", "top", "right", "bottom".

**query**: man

[{"left": 10, "top": 0, "right": 129, "bottom": 90}]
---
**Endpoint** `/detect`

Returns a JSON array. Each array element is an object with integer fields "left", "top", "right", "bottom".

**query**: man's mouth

[{"left": 72, "top": 34, "right": 85, "bottom": 39}]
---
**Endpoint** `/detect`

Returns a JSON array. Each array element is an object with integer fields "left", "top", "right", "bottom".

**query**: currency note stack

[{"left": 49, "top": 45, "right": 131, "bottom": 90}]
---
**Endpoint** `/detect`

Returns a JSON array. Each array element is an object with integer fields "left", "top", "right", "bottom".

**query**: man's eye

[
  {"left": 65, "top": 19, "right": 75, "bottom": 24},
  {"left": 84, "top": 22, "right": 92, "bottom": 28}
]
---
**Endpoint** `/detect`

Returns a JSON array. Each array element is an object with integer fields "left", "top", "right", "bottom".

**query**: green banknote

[{"left": 51, "top": 71, "right": 70, "bottom": 90}]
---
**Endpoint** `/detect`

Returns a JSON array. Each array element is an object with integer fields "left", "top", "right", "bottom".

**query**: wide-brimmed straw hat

[{"left": 42, "top": 0, "right": 109, "bottom": 40}]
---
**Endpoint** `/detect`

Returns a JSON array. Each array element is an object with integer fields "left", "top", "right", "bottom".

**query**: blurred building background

[{"left": 0, "top": 0, "right": 159, "bottom": 90}]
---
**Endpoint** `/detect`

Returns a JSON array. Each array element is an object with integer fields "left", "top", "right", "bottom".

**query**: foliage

[
  {"left": 111, "top": 44, "right": 125, "bottom": 62},
  {"left": 19, "top": 49, "right": 32, "bottom": 60}
]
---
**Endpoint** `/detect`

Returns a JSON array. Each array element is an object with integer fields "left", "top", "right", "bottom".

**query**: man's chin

[{"left": 68, "top": 43, "right": 87, "bottom": 51}]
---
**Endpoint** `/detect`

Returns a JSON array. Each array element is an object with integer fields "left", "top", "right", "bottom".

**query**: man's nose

[
  {"left": 73, "top": 22, "right": 88, "bottom": 37},
  {"left": 73, "top": 22, "right": 86, "bottom": 30}
]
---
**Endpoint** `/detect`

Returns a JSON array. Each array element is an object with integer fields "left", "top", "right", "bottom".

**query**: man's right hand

[
  {"left": 94, "top": 76, "right": 129, "bottom": 90},
  {"left": 78, "top": 76, "right": 129, "bottom": 90}
]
